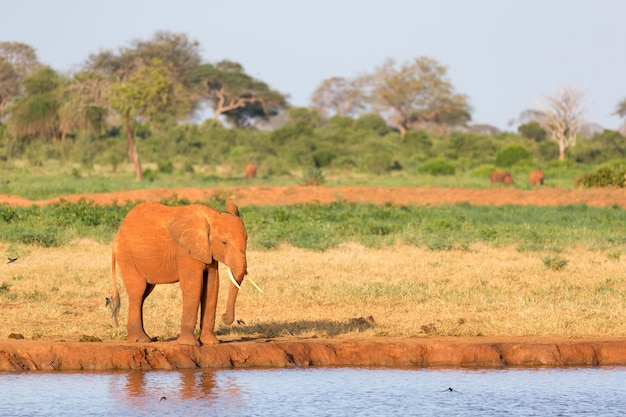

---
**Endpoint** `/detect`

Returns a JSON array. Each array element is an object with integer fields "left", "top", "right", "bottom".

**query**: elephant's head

[{"left": 168, "top": 201, "right": 248, "bottom": 325}]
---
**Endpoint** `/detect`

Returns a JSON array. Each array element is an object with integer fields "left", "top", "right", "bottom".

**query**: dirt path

[
  {"left": 2, "top": 185, "right": 626, "bottom": 370},
  {"left": 3, "top": 185, "right": 626, "bottom": 208}
]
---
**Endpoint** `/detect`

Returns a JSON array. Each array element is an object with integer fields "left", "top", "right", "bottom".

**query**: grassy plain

[
  {"left": 0, "top": 160, "right": 624, "bottom": 343},
  {"left": 1, "top": 239, "right": 625, "bottom": 342}
]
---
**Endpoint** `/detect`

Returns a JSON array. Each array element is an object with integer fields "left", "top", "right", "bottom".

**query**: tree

[
  {"left": 367, "top": 57, "right": 471, "bottom": 136},
  {"left": 109, "top": 59, "right": 183, "bottom": 180},
  {"left": 615, "top": 98, "right": 626, "bottom": 119},
  {"left": 87, "top": 32, "right": 201, "bottom": 179},
  {"left": 615, "top": 98, "right": 626, "bottom": 135},
  {"left": 310, "top": 76, "right": 366, "bottom": 119},
  {"left": 6, "top": 66, "right": 63, "bottom": 141},
  {"left": 0, "top": 42, "right": 39, "bottom": 115},
  {"left": 193, "top": 60, "right": 288, "bottom": 127},
  {"left": 535, "top": 86, "right": 587, "bottom": 161},
  {"left": 58, "top": 70, "right": 111, "bottom": 141}
]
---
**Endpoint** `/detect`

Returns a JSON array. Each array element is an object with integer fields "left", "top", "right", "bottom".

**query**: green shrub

[
  {"left": 418, "top": 158, "right": 455, "bottom": 176},
  {"left": 157, "top": 160, "right": 174, "bottom": 174},
  {"left": 260, "top": 156, "right": 291, "bottom": 177},
  {"left": 0, "top": 205, "right": 18, "bottom": 222},
  {"left": 302, "top": 167, "right": 325, "bottom": 185},
  {"left": 354, "top": 113, "right": 393, "bottom": 136},
  {"left": 578, "top": 166, "right": 626, "bottom": 188},
  {"left": 542, "top": 256, "right": 569, "bottom": 271},
  {"left": 362, "top": 152, "right": 394, "bottom": 175},
  {"left": 470, "top": 164, "right": 497, "bottom": 178},
  {"left": 142, "top": 168, "right": 158, "bottom": 182},
  {"left": 312, "top": 149, "right": 336, "bottom": 168},
  {"left": 518, "top": 121, "right": 547, "bottom": 142},
  {"left": 495, "top": 144, "right": 531, "bottom": 167}
]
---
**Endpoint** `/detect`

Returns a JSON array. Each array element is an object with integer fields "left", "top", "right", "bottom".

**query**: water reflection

[{"left": 2, "top": 366, "right": 626, "bottom": 416}]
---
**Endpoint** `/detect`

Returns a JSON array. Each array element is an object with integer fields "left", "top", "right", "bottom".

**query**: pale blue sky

[{"left": 3, "top": 0, "right": 625, "bottom": 131}]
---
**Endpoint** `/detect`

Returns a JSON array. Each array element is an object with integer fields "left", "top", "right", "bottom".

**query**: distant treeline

[{"left": 2, "top": 110, "right": 626, "bottom": 183}]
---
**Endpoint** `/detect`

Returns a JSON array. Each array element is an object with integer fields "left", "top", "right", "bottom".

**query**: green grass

[
  {"left": 0, "top": 158, "right": 584, "bottom": 200},
  {"left": 2, "top": 199, "right": 625, "bottom": 254}
]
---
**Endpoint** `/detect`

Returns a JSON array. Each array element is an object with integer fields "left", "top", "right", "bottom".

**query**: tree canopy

[
  {"left": 310, "top": 76, "right": 367, "bottom": 119},
  {"left": 193, "top": 60, "right": 288, "bottom": 128},
  {"left": 367, "top": 57, "right": 472, "bottom": 136},
  {"left": 0, "top": 42, "right": 39, "bottom": 115}
]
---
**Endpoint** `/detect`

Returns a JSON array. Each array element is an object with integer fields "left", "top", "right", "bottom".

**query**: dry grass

[{"left": 1, "top": 240, "right": 625, "bottom": 342}]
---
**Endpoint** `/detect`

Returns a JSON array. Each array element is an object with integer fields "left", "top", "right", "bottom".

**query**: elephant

[
  {"left": 108, "top": 201, "right": 254, "bottom": 346},
  {"left": 529, "top": 169, "right": 544, "bottom": 186},
  {"left": 489, "top": 170, "right": 514, "bottom": 185},
  {"left": 245, "top": 163, "right": 257, "bottom": 178}
]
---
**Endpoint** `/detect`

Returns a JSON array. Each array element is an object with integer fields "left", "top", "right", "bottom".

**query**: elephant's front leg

[
  {"left": 177, "top": 262, "right": 205, "bottom": 346},
  {"left": 199, "top": 262, "right": 220, "bottom": 345}
]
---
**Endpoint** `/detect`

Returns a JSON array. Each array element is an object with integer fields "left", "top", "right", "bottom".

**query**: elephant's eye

[{"left": 221, "top": 240, "right": 227, "bottom": 246}]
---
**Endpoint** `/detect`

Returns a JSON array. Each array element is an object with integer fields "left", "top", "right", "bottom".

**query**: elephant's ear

[
  {"left": 226, "top": 201, "right": 240, "bottom": 217},
  {"left": 168, "top": 209, "right": 213, "bottom": 264}
]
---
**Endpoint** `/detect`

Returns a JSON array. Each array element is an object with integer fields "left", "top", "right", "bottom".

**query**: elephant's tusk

[
  {"left": 245, "top": 275, "right": 264, "bottom": 293},
  {"left": 226, "top": 267, "right": 242, "bottom": 290}
]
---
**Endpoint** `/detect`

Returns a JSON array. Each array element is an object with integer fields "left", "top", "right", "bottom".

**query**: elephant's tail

[{"left": 107, "top": 251, "right": 121, "bottom": 327}]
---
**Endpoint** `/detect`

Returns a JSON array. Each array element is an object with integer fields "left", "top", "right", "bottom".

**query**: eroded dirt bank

[{"left": 2, "top": 337, "right": 626, "bottom": 372}]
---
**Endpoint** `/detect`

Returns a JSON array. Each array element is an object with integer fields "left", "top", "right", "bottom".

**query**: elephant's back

[{"left": 115, "top": 202, "right": 174, "bottom": 242}]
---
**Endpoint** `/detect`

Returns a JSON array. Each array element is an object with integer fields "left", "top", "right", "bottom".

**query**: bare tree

[
  {"left": 535, "top": 86, "right": 588, "bottom": 161},
  {"left": 310, "top": 76, "right": 366, "bottom": 119}
]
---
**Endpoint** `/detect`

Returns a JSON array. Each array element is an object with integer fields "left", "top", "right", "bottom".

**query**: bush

[
  {"left": 362, "top": 152, "right": 394, "bottom": 175},
  {"left": 518, "top": 121, "right": 547, "bottom": 142},
  {"left": 312, "top": 149, "right": 336, "bottom": 168},
  {"left": 495, "top": 144, "right": 531, "bottom": 167},
  {"left": 470, "top": 164, "right": 497, "bottom": 178},
  {"left": 418, "top": 158, "right": 455, "bottom": 176},
  {"left": 578, "top": 166, "right": 626, "bottom": 188},
  {"left": 354, "top": 113, "right": 393, "bottom": 136},
  {"left": 157, "top": 160, "right": 174, "bottom": 174},
  {"left": 543, "top": 256, "right": 569, "bottom": 271},
  {"left": 302, "top": 167, "right": 325, "bottom": 185}
]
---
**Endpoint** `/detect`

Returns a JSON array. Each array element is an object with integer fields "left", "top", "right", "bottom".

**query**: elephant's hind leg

[{"left": 126, "top": 280, "right": 156, "bottom": 343}]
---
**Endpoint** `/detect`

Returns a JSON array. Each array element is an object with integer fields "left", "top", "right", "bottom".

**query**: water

[{"left": 1, "top": 367, "right": 626, "bottom": 416}]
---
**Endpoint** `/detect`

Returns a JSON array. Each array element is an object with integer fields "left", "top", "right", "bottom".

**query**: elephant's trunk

[{"left": 222, "top": 262, "right": 246, "bottom": 325}]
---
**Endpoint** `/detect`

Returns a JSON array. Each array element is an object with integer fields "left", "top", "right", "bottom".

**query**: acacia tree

[
  {"left": 0, "top": 42, "right": 39, "bottom": 115},
  {"left": 193, "top": 60, "right": 287, "bottom": 127},
  {"left": 367, "top": 57, "right": 471, "bottom": 136},
  {"left": 535, "top": 86, "right": 587, "bottom": 161},
  {"left": 109, "top": 59, "right": 185, "bottom": 180},
  {"left": 310, "top": 76, "right": 366, "bottom": 119}
]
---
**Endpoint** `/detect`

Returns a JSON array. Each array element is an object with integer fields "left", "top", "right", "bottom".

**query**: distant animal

[
  {"left": 245, "top": 163, "right": 257, "bottom": 178},
  {"left": 6, "top": 257, "right": 18, "bottom": 264},
  {"left": 489, "top": 171, "right": 514, "bottom": 185},
  {"left": 529, "top": 169, "right": 544, "bottom": 186}
]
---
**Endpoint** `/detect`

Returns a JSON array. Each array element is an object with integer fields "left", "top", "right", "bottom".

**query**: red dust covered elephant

[
  {"left": 529, "top": 169, "right": 545, "bottom": 186},
  {"left": 489, "top": 171, "right": 514, "bottom": 185},
  {"left": 107, "top": 201, "right": 260, "bottom": 346}
]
